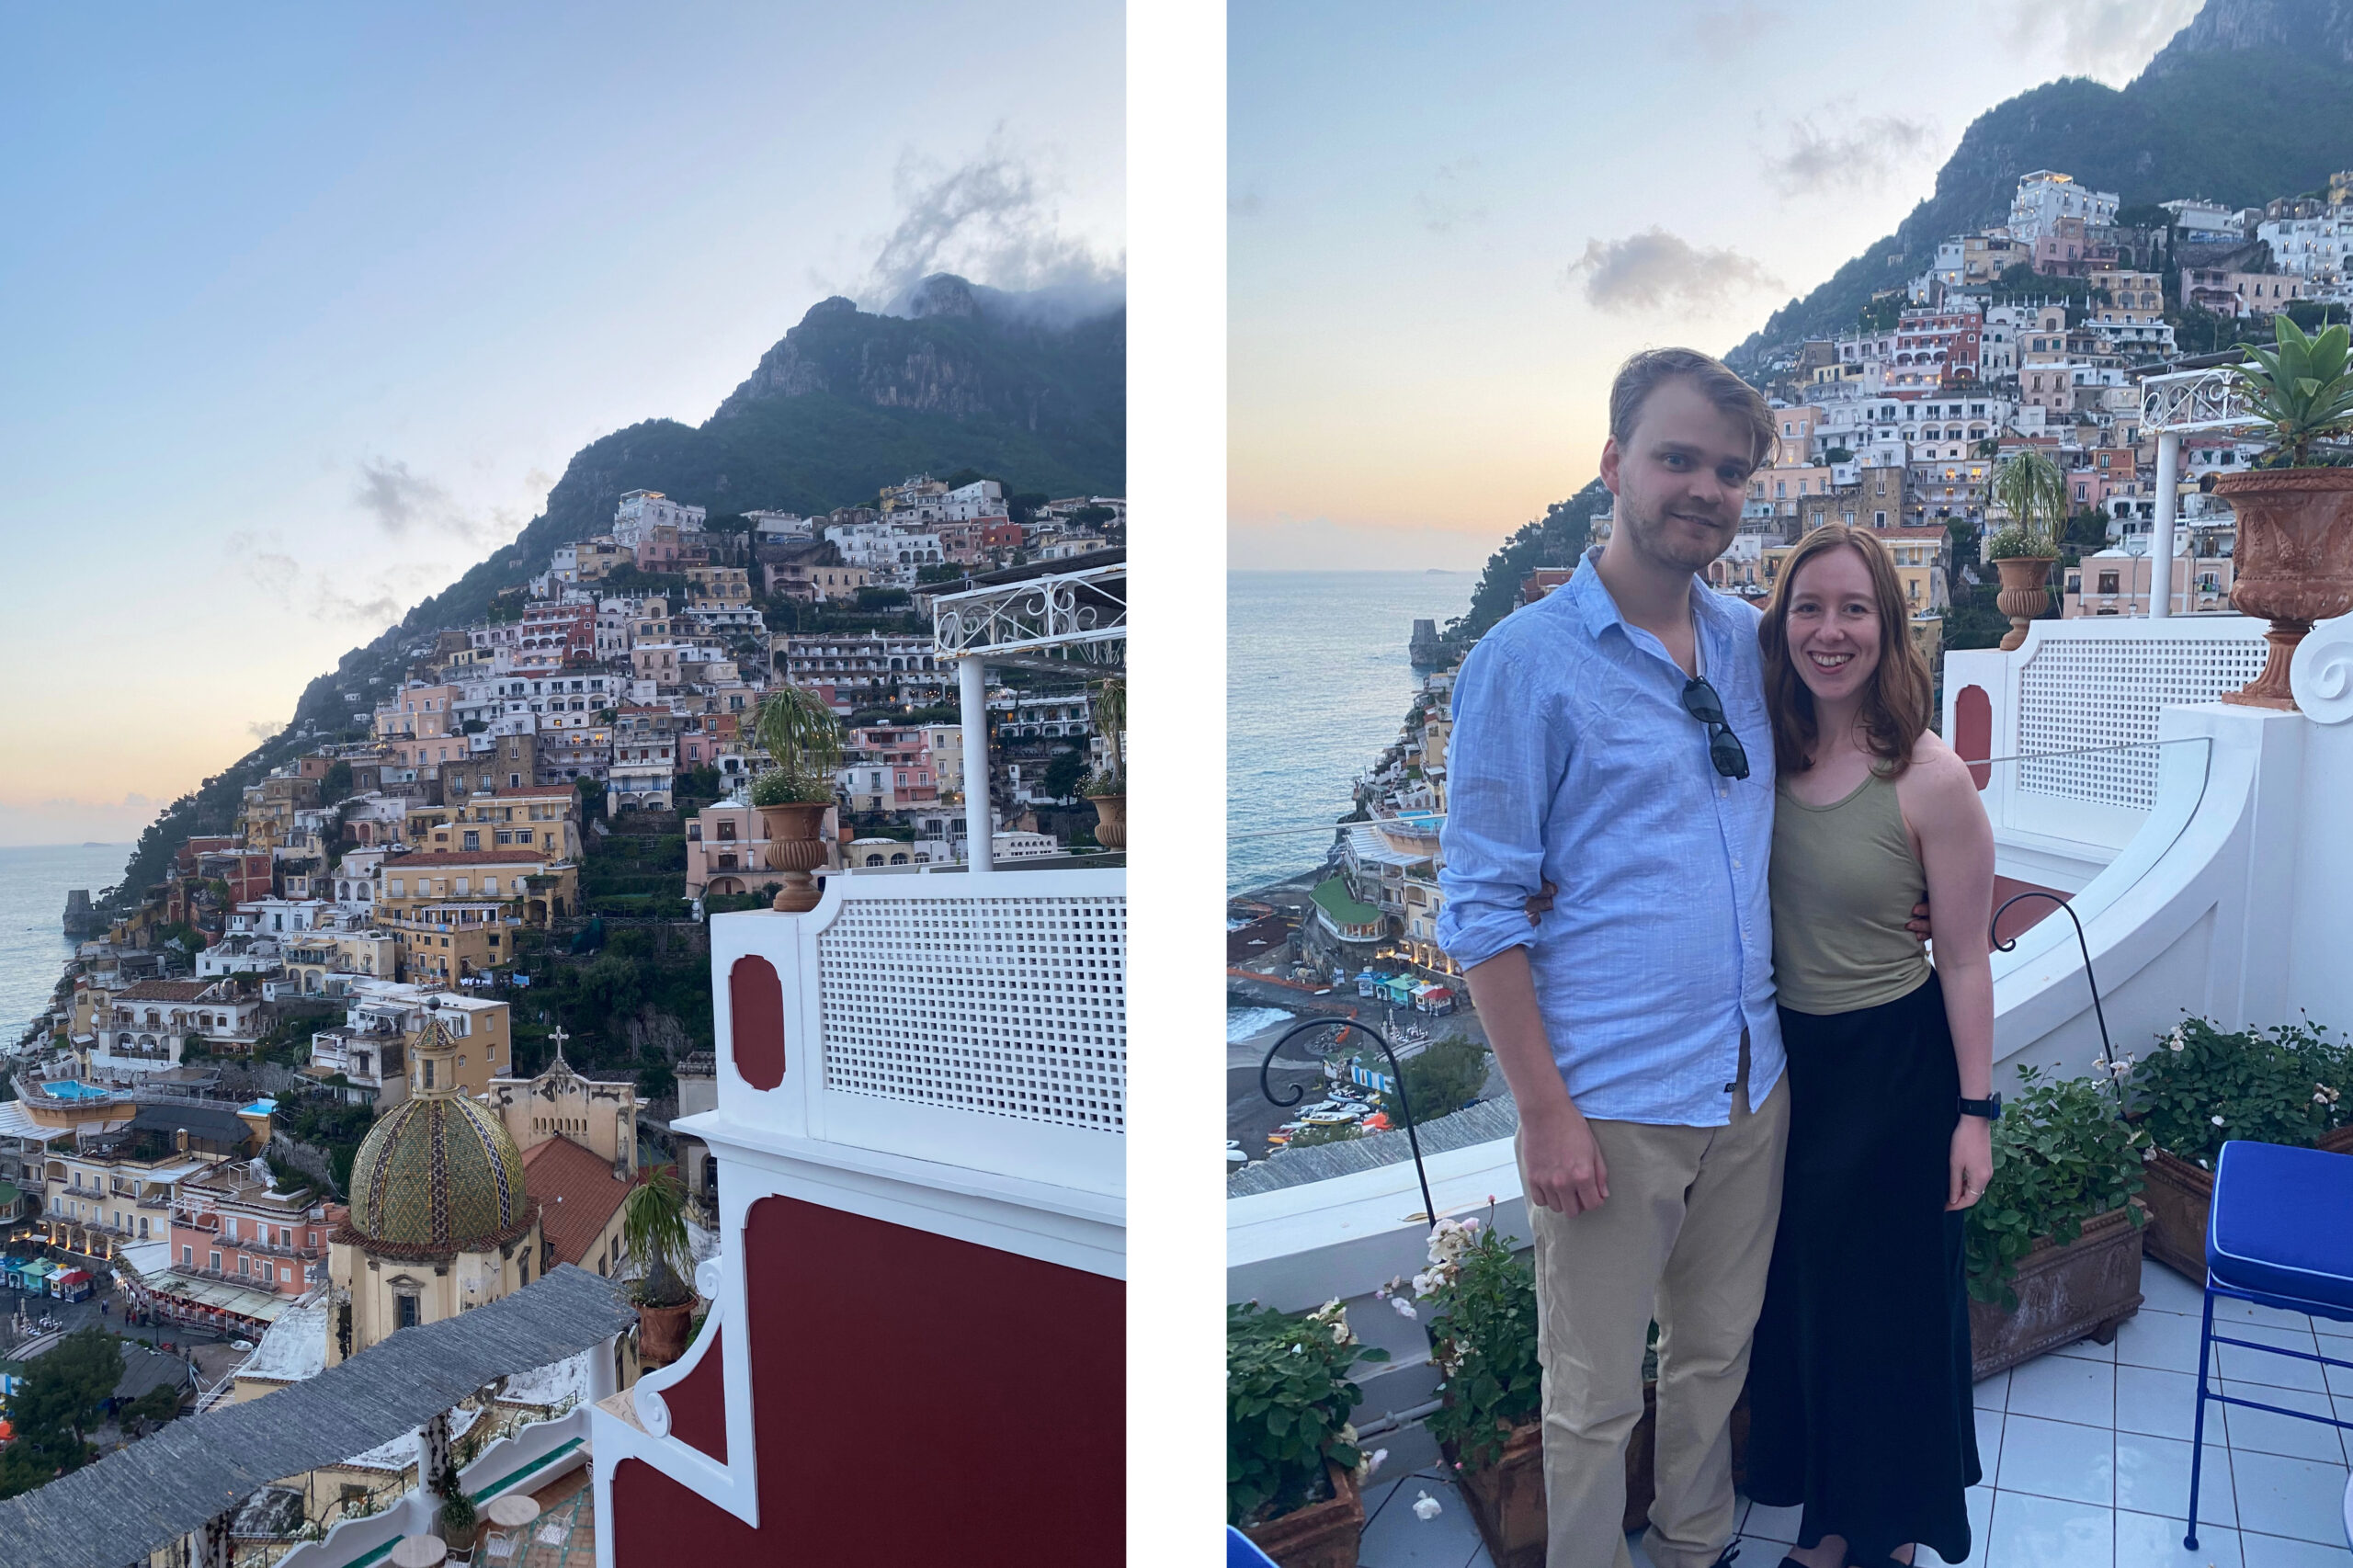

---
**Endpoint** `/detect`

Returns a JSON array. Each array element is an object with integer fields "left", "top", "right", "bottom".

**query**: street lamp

[{"left": 2123, "top": 531, "right": 2149, "bottom": 615}]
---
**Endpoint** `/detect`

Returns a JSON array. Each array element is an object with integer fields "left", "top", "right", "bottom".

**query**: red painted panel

[
  {"left": 1994, "top": 876, "right": 2068, "bottom": 948},
  {"left": 1955, "top": 684, "right": 1993, "bottom": 790},
  {"left": 609, "top": 1194, "right": 1125, "bottom": 1564},
  {"left": 728, "top": 956, "right": 786, "bottom": 1090},
  {"left": 661, "top": 1325, "right": 727, "bottom": 1462}
]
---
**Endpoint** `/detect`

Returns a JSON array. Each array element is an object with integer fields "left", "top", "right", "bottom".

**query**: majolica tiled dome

[{"left": 346, "top": 1078, "right": 533, "bottom": 1257}]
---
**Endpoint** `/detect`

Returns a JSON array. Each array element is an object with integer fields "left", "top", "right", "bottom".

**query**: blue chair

[
  {"left": 1227, "top": 1526, "right": 1281, "bottom": 1567},
  {"left": 2185, "top": 1139, "right": 2353, "bottom": 1551}
]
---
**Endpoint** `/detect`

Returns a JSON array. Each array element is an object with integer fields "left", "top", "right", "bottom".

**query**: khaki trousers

[{"left": 1524, "top": 1050, "right": 1790, "bottom": 1568}]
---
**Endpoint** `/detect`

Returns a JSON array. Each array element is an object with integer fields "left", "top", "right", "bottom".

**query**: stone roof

[
  {"left": 343, "top": 1096, "right": 535, "bottom": 1258},
  {"left": 115, "top": 981, "right": 213, "bottom": 1003},
  {"left": 0, "top": 1267, "right": 630, "bottom": 1568},
  {"left": 519, "top": 1137, "right": 636, "bottom": 1269}
]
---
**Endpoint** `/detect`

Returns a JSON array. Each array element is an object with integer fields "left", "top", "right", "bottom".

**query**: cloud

[
  {"left": 1759, "top": 103, "right": 1940, "bottom": 196},
  {"left": 858, "top": 128, "right": 1124, "bottom": 317},
  {"left": 1230, "top": 188, "right": 1264, "bottom": 219},
  {"left": 1560, "top": 229, "right": 1782, "bottom": 315},
  {"left": 352, "top": 457, "right": 505, "bottom": 547},
  {"left": 1995, "top": 0, "right": 2201, "bottom": 85},
  {"left": 1415, "top": 158, "right": 1488, "bottom": 234},
  {"left": 1686, "top": 3, "right": 1780, "bottom": 64},
  {"left": 246, "top": 720, "right": 285, "bottom": 743},
  {"left": 223, "top": 529, "right": 415, "bottom": 631}
]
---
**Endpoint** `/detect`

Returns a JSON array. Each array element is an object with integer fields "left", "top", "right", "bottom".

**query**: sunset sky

[
  {"left": 1228, "top": 0, "right": 2201, "bottom": 572},
  {"left": 0, "top": 1, "right": 1121, "bottom": 845}
]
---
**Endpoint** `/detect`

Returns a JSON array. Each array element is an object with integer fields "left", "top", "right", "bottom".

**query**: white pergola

[
  {"left": 2137, "top": 364, "right": 2269, "bottom": 620},
  {"left": 930, "top": 558, "right": 1126, "bottom": 869}
]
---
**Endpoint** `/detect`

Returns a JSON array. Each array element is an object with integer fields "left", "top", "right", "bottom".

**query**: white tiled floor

[{"left": 1356, "top": 1261, "right": 2353, "bottom": 1567}]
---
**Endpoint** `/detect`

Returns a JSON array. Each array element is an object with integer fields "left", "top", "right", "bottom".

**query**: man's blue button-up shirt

[{"left": 1435, "top": 551, "right": 1784, "bottom": 1126}]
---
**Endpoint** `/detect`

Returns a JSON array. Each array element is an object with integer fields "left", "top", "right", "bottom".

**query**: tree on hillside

[
  {"left": 1375, "top": 1035, "right": 1491, "bottom": 1127},
  {"left": 1041, "top": 748, "right": 1088, "bottom": 802},
  {"left": 1452, "top": 481, "right": 1612, "bottom": 642},
  {"left": 0, "top": 1330, "right": 123, "bottom": 1497}
]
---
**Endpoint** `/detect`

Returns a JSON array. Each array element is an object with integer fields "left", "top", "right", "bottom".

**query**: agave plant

[
  {"left": 750, "top": 685, "right": 843, "bottom": 805},
  {"left": 1083, "top": 676, "right": 1126, "bottom": 796},
  {"left": 2235, "top": 315, "right": 2353, "bottom": 467},
  {"left": 1986, "top": 446, "right": 2068, "bottom": 558},
  {"left": 620, "top": 1163, "right": 698, "bottom": 1309}
]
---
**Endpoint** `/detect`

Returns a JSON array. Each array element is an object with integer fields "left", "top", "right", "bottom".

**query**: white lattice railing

[
  {"left": 708, "top": 869, "right": 1127, "bottom": 1198},
  {"left": 1944, "top": 616, "right": 2269, "bottom": 874},
  {"left": 2012, "top": 624, "right": 2268, "bottom": 810}
]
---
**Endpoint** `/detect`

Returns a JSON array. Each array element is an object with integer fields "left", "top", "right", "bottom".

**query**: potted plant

[
  {"left": 2216, "top": 317, "right": 2353, "bottom": 709},
  {"left": 434, "top": 1464, "right": 479, "bottom": 1552},
  {"left": 1963, "top": 1066, "right": 2150, "bottom": 1377},
  {"left": 620, "top": 1164, "right": 699, "bottom": 1371},
  {"left": 1985, "top": 447, "right": 2066, "bottom": 651},
  {"left": 1229, "top": 1299, "right": 1390, "bottom": 1568},
  {"left": 1081, "top": 676, "right": 1126, "bottom": 850},
  {"left": 2123, "top": 1016, "right": 2353, "bottom": 1277},
  {"left": 1407, "top": 1215, "right": 1542, "bottom": 1568},
  {"left": 749, "top": 686, "right": 843, "bottom": 912}
]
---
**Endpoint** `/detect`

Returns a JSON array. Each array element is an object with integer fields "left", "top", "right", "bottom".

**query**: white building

[
  {"left": 2008, "top": 171, "right": 2119, "bottom": 244},
  {"left": 2256, "top": 213, "right": 2353, "bottom": 278},
  {"left": 2162, "top": 197, "right": 2242, "bottom": 240},
  {"left": 744, "top": 509, "right": 812, "bottom": 539},
  {"left": 939, "top": 479, "right": 1006, "bottom": 522},
  {"left": 611, "top": 488, "right": 706, "bottom": 547}
]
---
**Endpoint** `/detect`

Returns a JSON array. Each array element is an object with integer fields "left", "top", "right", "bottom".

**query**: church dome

[{"left": 340, "top": 1015, "right": 534, "bottom": 1256}]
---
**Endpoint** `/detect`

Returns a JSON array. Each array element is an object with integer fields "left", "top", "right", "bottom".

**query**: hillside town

[
  {"left": 0, "top": 472, "right": 1125, "bottom": 1538},
  {"left": 1228, "top": 165, "right": 2353, "bottom": 1160}
]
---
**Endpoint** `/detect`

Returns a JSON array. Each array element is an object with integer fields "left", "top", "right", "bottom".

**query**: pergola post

[
  {"left": 2151, "top": 428, "right": 2181, "bottom": 619},
  {"left": 959, "top": 654, "right": 993, "bottom": 872}
]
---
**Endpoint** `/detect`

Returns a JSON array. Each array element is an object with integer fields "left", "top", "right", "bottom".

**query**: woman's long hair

[{"left": 1758, "top": 525, "right": 1933, "bottom": 777}]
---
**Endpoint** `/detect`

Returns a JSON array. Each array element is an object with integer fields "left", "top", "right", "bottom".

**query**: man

[{"left": 1437, "top": 347, "right": 1783, "bottom": 1568}]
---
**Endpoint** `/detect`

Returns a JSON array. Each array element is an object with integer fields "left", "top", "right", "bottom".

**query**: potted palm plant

[
  {"left": 1985, "top": 446, "right": 2067, "bottom": 651},
  {"left": 1081, "top": 676, "right": 1126, "bottom": 850},
  {"left": 1229, "top": 1299, "right": 1389, "bottom": 1568},
  {"left": 749, "top": 686, "right": 843, "bottom": 912},
  {"left": 621, "top": 1164, "right": 699, "bottom": 1371},
  {"left": 2217, "top": 316, "right": 2353, "bottom": 709},
  {"left": 2123, "top": 1016, "right": 2353, "bottom": 1276},
  {"left": 1963, "top": 1066, "right": 2150, "bottom": 1377}
]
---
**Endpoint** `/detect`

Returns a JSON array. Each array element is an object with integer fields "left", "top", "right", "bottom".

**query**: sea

[
  {"left": 0, "top": 843, "right": 127, "bottom": 1044},
  {"left": 1226, "top": 569, "right": 1472, "bottom": 896}
]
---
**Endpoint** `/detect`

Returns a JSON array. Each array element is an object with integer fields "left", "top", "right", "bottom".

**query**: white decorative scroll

[{"left": 2290, "top": 614, "right": 2353, "bottom": 724}]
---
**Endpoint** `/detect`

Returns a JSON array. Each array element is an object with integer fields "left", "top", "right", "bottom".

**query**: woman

[{"left": 1743, "top": 526, "right": 1997, "bottom": 1567}]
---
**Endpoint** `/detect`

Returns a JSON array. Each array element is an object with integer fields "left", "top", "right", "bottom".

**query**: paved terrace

[{"left": 1350, "top": 1258, "right": 2350, "bottom": 1568}]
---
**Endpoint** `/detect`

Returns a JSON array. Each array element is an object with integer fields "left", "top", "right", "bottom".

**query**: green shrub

[
  {"left": 1227, "top": 1301, "right": 1388, "bottom": 1527},
  {"left": 1964, "top": 1067, "right": 2148, "bottom": 1310},
  {"left": 2126, "top": 1016, "right": 2351, "bottom": 1168}
]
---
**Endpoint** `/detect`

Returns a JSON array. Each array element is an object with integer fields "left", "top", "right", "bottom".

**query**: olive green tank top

[{"left": 1769, "top": 770, "right": 1932, "bottom": 1015}]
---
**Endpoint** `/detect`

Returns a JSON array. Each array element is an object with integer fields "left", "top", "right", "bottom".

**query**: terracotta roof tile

[
  {"left": 115, "top": 981, "right": 214, "bottom": 1003},
  {"left": 520, "top": 1136, "right": 636, "bottom": 1269}
]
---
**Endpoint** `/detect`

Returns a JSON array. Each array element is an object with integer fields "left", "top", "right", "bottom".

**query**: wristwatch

[{"left": 1958, "top": 1094, "right": 2004, "bottom": 1121}]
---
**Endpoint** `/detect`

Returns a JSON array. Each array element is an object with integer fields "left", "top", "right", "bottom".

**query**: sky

[
  {"left": 1227, "top": 0, "right": 2204, "bottom": 573},
  {"left": 0, "top": 1, "right": 1122, "bottom": 846}
]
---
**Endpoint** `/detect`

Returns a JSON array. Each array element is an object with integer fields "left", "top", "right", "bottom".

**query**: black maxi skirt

[{"left": 1745, "top": 971, "right": 1982, "bottom": 1562}]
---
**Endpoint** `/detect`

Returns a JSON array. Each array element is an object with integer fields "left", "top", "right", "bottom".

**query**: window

[
  {"left": 210, "top": 1250, "right": 222, "bottom": 1271},
  {"left": 2097, "top": 572, "right": 2120, "bottom": 595},
  {"left": 183, "top": 1245, "right": 194, "bottom": 1267},
  {"left": 396, "top": 1294, "right": 421, "bottom": 1329}
]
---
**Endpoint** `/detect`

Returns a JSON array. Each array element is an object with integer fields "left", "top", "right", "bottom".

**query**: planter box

[
  {"left": 1240, "top": 1462, "right": 1361, "bottom": 1568},
  {"left": 1968, "top": 1203, "right": 2144, "bottom": 1380},
  {"left": 1442, "top": 1423, "right": 1544, "bottom": 1568},
  {"left": 2140, "top": 1127, "right": 2353, "bottom": 1278}
]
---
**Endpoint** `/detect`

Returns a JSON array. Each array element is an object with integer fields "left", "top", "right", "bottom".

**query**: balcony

[
  {"left": 1233, "top": 610, "right": 2353, "bottom": 1563},
  {"left": 592, "top": 866, "right": 1124, "bottom": 1560}
]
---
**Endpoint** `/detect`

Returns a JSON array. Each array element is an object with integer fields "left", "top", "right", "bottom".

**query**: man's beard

[{"left": 1620, "top": 494, "right": 1733, "bottom": 574}]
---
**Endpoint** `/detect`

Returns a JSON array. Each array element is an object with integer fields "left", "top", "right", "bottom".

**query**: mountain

[
  {"left": 1727, "top": 0, "right": 2353, "bottom": 366},
  {"left": 97, "top": 277, "right": 1122, "bottom": 915}
]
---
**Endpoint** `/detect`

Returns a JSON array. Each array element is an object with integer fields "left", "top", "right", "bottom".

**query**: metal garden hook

[
  {"left": 1258, "top": 1016, "right": 1436, "bottom": 1230},
  {"left": 1991, "top": 889, "right": 2118, "bottom": 1099}
]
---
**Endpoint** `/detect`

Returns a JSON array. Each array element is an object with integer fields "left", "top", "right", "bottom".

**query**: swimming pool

[{"left": 38, "top": 1081, "right": 111, "bottom": 1100}]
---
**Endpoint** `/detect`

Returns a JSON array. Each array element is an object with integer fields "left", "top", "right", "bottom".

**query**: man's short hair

[{"left": 1608, "top": 347, "right": 1777, "bottom": 472}]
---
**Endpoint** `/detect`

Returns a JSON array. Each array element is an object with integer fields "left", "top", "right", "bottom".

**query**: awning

[{"left": 136, "top": 1273, "right": 299, "bottom": 1326}]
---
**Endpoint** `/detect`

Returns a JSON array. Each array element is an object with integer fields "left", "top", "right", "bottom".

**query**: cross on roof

[{"left": 547, "top": 1024, "right": 570, "bottom": 1068}]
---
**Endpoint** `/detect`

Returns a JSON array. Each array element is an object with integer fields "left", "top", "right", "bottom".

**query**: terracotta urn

[
  {"left": 2213, "top": 469, "right": 2353, "bottom": 710},
  {"left": 1991, "top": 556, "right": 2057, "bottom": 652},
  {"left": 755, "top": 802, "right": 831, "bottom": 913},
  {"left": 637, "top": 1299, "right": 696, "bottom": 1370},
  {"left": 1088, "top": 792, "right": 1127, "bottom": 851}
]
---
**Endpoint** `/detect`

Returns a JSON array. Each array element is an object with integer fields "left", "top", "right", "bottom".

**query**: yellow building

[
  {"left": 377, "top": 849, "right": 574, "bottom": 982},
  {"left": 450, "top": 785, "right": 585, "bottom": 862},
  {"left": 280, "top": 931, "right": 400, "bottom": 997}
]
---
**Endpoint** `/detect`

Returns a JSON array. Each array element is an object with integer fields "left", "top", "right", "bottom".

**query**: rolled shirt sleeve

[{"left": 1437, "top": 637, "right": 1568, "bottom": 971}]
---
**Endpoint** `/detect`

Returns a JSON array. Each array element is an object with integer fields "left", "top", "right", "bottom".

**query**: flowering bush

[
  {"left": 1227, "top": 1299, "right": 1391, "bottom": 1527},
  {"left": 2125, "top": 1016, "right": 2351, "bottom": 1169},
  {"left": 1963, "top": 1066, "right": 2149, "bottom": 1310},
  {"left": 1399, "top": 1212, "right": 1541, "bottom": 1472}
]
